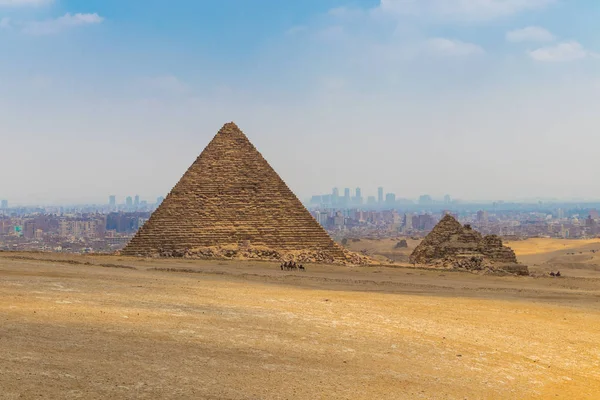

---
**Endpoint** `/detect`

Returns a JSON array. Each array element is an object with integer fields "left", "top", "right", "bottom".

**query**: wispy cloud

[
  {"left": 529, "top": 41, "right": 596, "bottom": 62},
  {"left": 0, "top": 0, "right": 52, "bottom": 6},
  {"left": 23, "top": 12, "right": 103, "bottom": 35},
  {"left": 506, "top": 26, "right": 554, "bottom": 42},
  {"left": 377, "top": 0, "right": 556, "bottom": 21},
  {"left": 425, "top": 38, "right": 484, "bottom": 56}
]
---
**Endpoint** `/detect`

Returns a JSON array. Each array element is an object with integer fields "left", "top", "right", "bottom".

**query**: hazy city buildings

[
  {"left": 477, "top": 210, "right": 489, "bottom": 223},
  {"left": 419, "top": 195, "right": 433, "bottom": 206},
  {"left": 385, "top": 193, "right": 396, "bottom": 207},
  {"left": 355, "top": 188, "right": 362, "bottom": 205}
]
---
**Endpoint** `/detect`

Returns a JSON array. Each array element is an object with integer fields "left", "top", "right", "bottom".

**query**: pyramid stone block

[{"left": 122, "top": 122, "right": 349, "bottom": 263}]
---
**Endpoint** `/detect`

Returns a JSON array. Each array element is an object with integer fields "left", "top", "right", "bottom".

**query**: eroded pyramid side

[{"left": 410, "top": 215, "right": 528, "bottom": 275}]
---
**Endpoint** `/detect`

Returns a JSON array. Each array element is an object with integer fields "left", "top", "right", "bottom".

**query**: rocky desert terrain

[{"left": 1, "top": 250, "right": 600, "bottom": 399}]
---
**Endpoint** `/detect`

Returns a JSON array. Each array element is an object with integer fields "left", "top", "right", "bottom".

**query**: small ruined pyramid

[
  {"left": 410, "top": 215, "right": 528, "bottom": 275},
  {"left": 122, "top": 122, "right": 349, "bottom": 263}
]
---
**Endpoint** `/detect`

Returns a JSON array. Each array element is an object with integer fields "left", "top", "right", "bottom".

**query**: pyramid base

[
  {"left": 120, "top": 244, "right": 372, "bottom": 266},
  {"left": 423, "top": 256, "right": 529, "bottom": 276}
]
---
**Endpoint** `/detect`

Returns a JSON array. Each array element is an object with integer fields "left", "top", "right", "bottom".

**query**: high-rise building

[
  {"left": 134, "top": 195, "right": 140, "bottom": 207},
  {"left": 419, "top": 195, "right": 433, "bottom": 205},
  {"left": 0, "top": 200, "right": 7, "bottom": 209},
  {"left": 332, "top": 187, "right": 339, "bottom": 205},
  {"left": 355, "top": 187, "right": 362, "bottom": 205},
  {"left": 444, "top": 194, "right": 451, "bottom": 204},
  {"left": 477, "top": 210, "right": 489, "bottom": 223},
  {"left": 404, "top": 213, "right": 413, "bottom": 230},
  {"left": 557, "top": 208, "right": 565, "bottom": 220},
  {"left": 385, "top": 193, "right": 396, "bottom": 207},
  {"left": 378, "top": 187, "right": 384, "bottom": 204},
  {"left": 126, "top": 196, "right": 133, "bottom": 207},
  {"left": 344, "top": 188, "right": 350, "bottom": 201},
  {"left": 109, "top": 195, "right": 116, "bottom": 207}
]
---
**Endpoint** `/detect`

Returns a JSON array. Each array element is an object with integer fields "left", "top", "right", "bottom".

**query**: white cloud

[
  {"left": 0, "top": 0, "right": 51, "bottom": 6},
  {"left": 377, "top": 0, "right": 556, "bottom": 21},
  {"left": 0, "top": 17, "right": 10, "bottom": 29},
  {"left": 529, "top": 41, "right": 595, "bottom": 62},
  {"left": 23, "top": 12, "right": 103, "bottom": 35},
  {"left": 506, "top": 26, "right": 554, "bottom": 42},
  {"left": 426, "top": 38, "right": 484, "bottom": 56}
]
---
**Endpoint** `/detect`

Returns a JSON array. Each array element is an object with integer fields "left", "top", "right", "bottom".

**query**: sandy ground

[
  {"left": 1, "top": 252, "right": 600, "bottom": 399},
  {"left": 505, "top": 238, "right": 600, "bottom": 255}
]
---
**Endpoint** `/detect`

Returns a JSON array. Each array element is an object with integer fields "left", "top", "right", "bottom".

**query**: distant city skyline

[{"left": 4, "top": 190, "right": 600, "bottom": 208}]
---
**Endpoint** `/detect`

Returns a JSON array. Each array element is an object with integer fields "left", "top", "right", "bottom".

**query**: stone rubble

[
  {"left": 147, "top": 244, "right": 371, "bottom": 265},
  {"left": 410, "top": 215, "right": 529, "bottom": 275}
]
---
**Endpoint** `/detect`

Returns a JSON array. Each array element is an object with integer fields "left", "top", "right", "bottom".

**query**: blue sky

[{"left": 2, "top": 0, "right": 600, "bottom": 205}]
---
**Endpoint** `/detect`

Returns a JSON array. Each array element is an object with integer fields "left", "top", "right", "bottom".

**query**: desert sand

[{"left": 1, "top": 250, "right": 600, "bottom": 399}]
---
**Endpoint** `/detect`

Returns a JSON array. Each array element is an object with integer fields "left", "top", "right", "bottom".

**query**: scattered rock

[{"left": 394, "top": 240, "right": 408, "bottom": 249}]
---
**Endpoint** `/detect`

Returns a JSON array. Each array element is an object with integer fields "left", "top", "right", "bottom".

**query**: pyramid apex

[
  {"left": 218, "top": 121, "right": 243, "bottom": 135},
  {"left": 440, "top": 214, "right": 458, "bottom": 223}
]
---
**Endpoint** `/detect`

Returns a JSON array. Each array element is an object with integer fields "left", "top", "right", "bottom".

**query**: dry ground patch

[
  {"left": 506, "top": 238, "right": 600, "bottom": 256},
  {"left": 0, "top": 253, "right": 599, "bottom": 399}
]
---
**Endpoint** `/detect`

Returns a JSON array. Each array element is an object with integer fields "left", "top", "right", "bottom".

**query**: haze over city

[{"left": 2, "top": 0, "right": 600, "bottom": 204}]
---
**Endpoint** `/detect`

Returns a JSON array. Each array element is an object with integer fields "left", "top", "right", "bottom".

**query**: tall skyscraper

[
  {"left": 332, "top": 187, "right": 339, "bottom": 205},
  {"left": 355, "top": 188, "right": 362, "bottom": 205},
  {"left": 109, "top": 195, "right": 116, "bottom": 207},
  {"left": 134, "top": 195, "right": 140, "bottom": 207},
  {"left": 444, "top": 194, "right": 451, "bottom": 204},
  {"left": 126, "top": 196, "right": 133, "bottom": 207},
  {"left": 0, "top": 200, "right": 7, "bottom": 209},
  {"left": 378, "top": 187, "right": 384, "bottom": 204},
  {"left": 344, "top": 188, "right": 350, "bottom": 202}
]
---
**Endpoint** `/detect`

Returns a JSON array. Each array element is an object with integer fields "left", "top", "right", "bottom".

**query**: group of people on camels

[{"left": 280, "top": 261, "right": 305, "bottom": 271}]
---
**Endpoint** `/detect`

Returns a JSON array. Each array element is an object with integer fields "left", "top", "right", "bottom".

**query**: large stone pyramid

[
  {"left": 122, "top": 122, "right": 350, "bottom": 263},
  {"left": 410, "top": 215, "right": 528, "bottom": 275}
]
